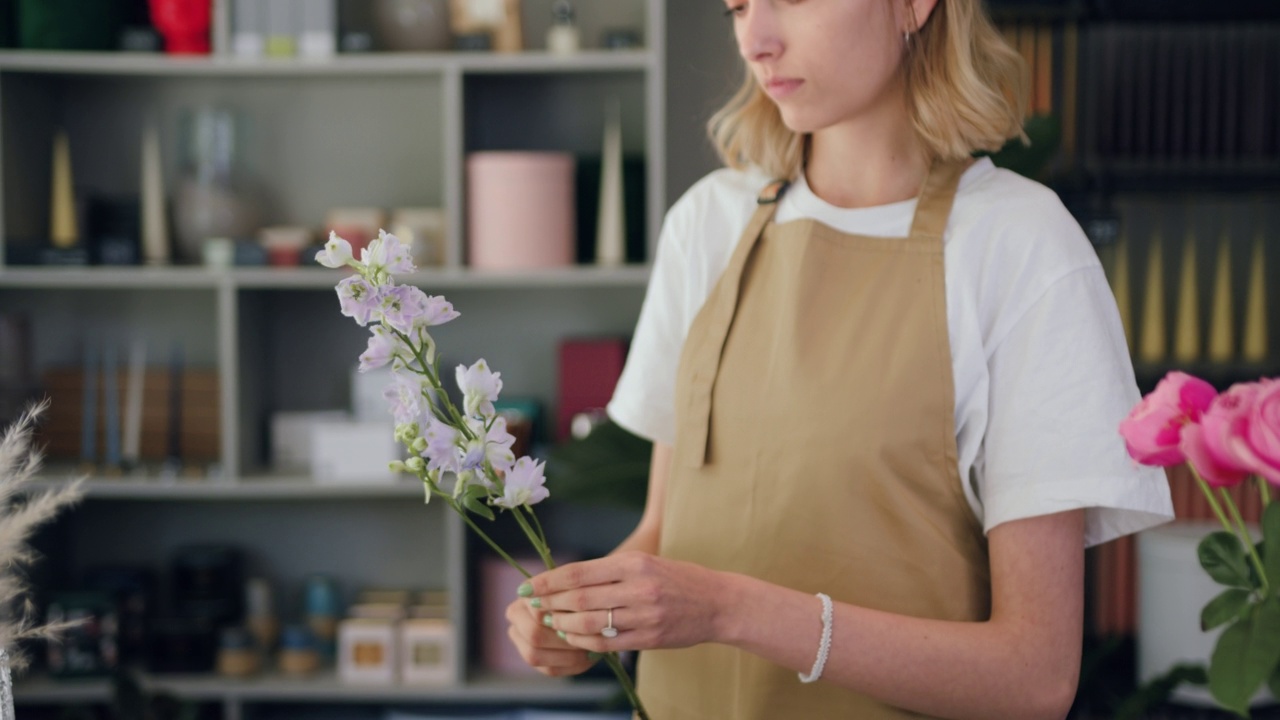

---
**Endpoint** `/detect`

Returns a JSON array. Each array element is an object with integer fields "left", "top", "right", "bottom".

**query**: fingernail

[
  {"left": 588, "top": 652, "right": 604, "bottom": 661},
  {"left": 542, "top": 614, "right": 554, "bottom": 627},
  {"left": 529, "top": 597, "right": 542, "bottom": 609},
  {"left": 556, "top": 630, "right": 567, "bottom": 640},
  {"left": 517, "top": 582, "right": 533, "bottom": 598}
]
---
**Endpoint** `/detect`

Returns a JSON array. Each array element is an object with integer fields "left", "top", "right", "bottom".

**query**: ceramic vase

[{"left": 372, "top": 0, "right": 452, "bottom": 51}]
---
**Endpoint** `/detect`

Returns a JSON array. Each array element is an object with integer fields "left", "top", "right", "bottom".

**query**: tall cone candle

[
  {"left": 141, "top": 123, "right": 170, "bottom": 266},
  {"left": 1242, "top": 236, "right": 1268, "bottom": 362},
  {"left": 1139, "top": 232, "right": 1167, "bottom": 364},
  {"left": 1207, "top": 234, "right": 1234, "bottom": 362},
  {"left": 49, "top": 130, "right": 78, "bottom": 249},
  {"left": 1112, "top": 238, "right": 1134, "bottom": 352},
  {"left": 1173, "top": 231, "right": 1200, "bottom": 362}
]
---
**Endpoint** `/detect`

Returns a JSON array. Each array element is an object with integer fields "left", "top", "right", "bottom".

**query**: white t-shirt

[{"left": 608, "top": 157, "right": 1173, "bottom": 548}]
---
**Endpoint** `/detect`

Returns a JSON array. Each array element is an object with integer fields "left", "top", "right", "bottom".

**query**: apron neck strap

[{"left": 908, "top": 158, "right": 969, "bottom": 241}]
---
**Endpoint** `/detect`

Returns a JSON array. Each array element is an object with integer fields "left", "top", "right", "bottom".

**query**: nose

[{"left": 737, "top": 2, "right": 783, "bottom": 63}]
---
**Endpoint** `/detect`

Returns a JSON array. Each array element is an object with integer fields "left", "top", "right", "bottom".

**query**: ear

[{"left": 908, "top": 0, "right": 942, "bottom": 31}]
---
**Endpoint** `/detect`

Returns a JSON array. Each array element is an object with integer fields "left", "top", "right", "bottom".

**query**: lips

[{"left": 764, "top": 77, "right": 804, "bottom": 99}]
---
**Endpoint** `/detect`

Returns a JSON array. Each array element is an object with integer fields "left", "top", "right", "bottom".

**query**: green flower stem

[
  {"left": 1190, "top": 468, "right": 1234, "bottom": 532},
  {"left": 604, "top": 652, "right": 650, "bottom": 720},
  {"left": 1221, "top": 487, "right": 1270, "bottom": 594},
  {"left": 522, "top": 505, "right": 550, "bottom": 551},
  {"left": 453, "top": 502, "right": 533, "bottom": 579},
  {"left": 1262, "top": 478, "right": 1272, "bottom": 508},
  {"left": 511, "top": 505, "right": 555, "bottom": 570},
  {"left": 393, "top": 328, "right": 475, "bottom": 441}
]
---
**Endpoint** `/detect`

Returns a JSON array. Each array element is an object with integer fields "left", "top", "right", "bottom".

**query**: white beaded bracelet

[{"left": 798, "top": 592, "right": 833, "bottom": 684}]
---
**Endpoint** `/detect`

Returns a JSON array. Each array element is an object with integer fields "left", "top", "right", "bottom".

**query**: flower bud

[
  {"left": 406, "top": 457, "right": 426, "bottom": 473},
  {"left": 411, "top": 436, "right": 428, "bottom": 454},
  {"left": 388, "top": 460, "right": 408, "bottom": 474}
]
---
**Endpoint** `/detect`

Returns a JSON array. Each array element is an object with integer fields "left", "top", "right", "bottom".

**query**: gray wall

[{"left": 665, "top": 0, "right": 742, "bottom": 208}]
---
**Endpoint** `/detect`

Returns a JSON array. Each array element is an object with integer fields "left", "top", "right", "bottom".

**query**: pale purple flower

[
  {"left": 378, "top": 285, "right": 429, "bottom": 335},
  {"left": 383, "top": 370, "right": 431, "bottom": 426},
  {"left": 421, "top": 417, "right": 460, "bottom": 473},
  {"left": 494, "top": 457, "right": 549, "bottom": 509},
  {"left": 337, "top": 275, "right": 379, "bottom": 326},
  {"left": 457, "top": 416, "right": 516, "bottom": 473},
  {"left": 380, "top": 230, "right": 417, "bottom": 274},
  {"left": 422, "top": 295, "right": 461, "bottom": 327},
  {"left": 316, "top": 232, "right": 354, "bottom": 269},
  {"left": 456, "top": 360, "right": 502, "bottom": 418},
  {"left": 359, "top": 325, "right": 402, "bottom": 372}
]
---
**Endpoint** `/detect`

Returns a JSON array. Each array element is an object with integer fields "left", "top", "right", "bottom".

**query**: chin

[{"left": 777, "top": 111, "right": 828, "bottom": 136}]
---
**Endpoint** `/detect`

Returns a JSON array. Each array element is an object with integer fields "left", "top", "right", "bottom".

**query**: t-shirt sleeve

[
  {"left": 977, "top": 264, "right": 1174, "bottom": 547},
  {"left": 607, "top": 209, "right": 690, "bottom": 446}
]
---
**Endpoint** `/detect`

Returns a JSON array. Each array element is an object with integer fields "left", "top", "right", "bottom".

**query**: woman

[{"left": 507, "top": 0, "right": 1173, "bottom": 717}]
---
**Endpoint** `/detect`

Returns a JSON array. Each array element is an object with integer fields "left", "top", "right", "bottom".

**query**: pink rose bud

[
  {"left": 1232, "top": 379, "right": 1280, "bottom": 486},
  {"left": 1182, "top": 382, "right": 1260, "bottom": 488},
  {"left": 1119, "top": 371, "right": 1217, "bottom": 466}
]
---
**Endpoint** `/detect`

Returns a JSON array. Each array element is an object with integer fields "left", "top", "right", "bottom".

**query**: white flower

[
  {"left": 383, "top": 370, "right": 432, "bottom": 426},
  {"left": 379, "top": 229, "right": 417, "bottom": 274},
  {"left": 456, "top": 360, "right": 502, "bottom": 418},
  {"left": 421, "top": 418, "right": 460, "bottom": 473},
  {"left": 494, "top": 457, "right": 549, "bottom": 509},
  {"left": 359, "top": 325, "right": 402, "bottom": 372},
  {"left": 457, "top": 416, "right": 517, "bottom": 473},
  {"left": 316, "top": 232, "right": 354, "bottom": 269}
]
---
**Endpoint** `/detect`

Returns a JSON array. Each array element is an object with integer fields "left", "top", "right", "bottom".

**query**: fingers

[
  {"left": 523, "top": 552, "right": 644, "bottom": 597},
  {"left": 505, "top": 625, "right": 596, "bottom": 677},
  {"left": 504, "top": 597, "right": 596, "bottom": 677}
]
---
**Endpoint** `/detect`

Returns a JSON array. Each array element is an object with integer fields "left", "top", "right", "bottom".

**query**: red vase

[{"left": 149, "top": 0, "right": 212, "bottom": 54}]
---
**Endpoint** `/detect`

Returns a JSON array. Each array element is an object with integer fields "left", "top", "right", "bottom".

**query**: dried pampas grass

[{"left": 0, "top": 399, "right": 85, "bottom": 672}]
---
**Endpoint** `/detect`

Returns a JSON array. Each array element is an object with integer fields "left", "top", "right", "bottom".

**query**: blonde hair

[{"left": 708, "top": 0, "right": 1028, "bottom": 179}]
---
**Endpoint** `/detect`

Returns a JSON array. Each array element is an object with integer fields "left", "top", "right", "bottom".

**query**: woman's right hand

[{"left": 505, "top": 596, "right": 598, "bottom": 677}]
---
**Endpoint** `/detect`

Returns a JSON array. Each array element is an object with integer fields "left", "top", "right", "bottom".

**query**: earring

[{"left": 903, "top": 30, "right": 910, "bottom": 45}]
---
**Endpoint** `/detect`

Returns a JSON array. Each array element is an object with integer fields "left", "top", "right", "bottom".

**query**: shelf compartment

[{"left": 0, "top": 72, "right": 444, "bottom": 264}]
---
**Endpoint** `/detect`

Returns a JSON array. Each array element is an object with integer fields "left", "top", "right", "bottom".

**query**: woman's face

[{"left": 727, "top": 0, "right": 908, "bottom": 134}]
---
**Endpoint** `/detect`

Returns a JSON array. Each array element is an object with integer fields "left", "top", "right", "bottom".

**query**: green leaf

[
  {"left": 1114, "top": 664, "right": 1208, "bottom": 720},
  {"left": 1264, "top": 501, "right": 1280, "bottom": 592},
  {"left": 1201, "top": 531, "right": 1255, "bottom": 589},
  {"left": 1209, "top": 597, "right": 1280, "bottom": 717},
  {"left": 1203, "top": 589, "right": 1253, "bottom": 631},
  {"left": 546, "top": 420, "right": 652, "bottom": 510},
  {"left": 462, "top": 494, "right": 495, "bottom": 521}
]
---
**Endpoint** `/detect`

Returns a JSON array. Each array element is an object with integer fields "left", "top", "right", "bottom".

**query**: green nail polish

[
  {"left": 529, "top": 597, "right": 542, "bottom": 609},
  {"left": 517, "top": 581, "right": 533, "bottom": 598},
  {"left": 557, "top": 630, "right": 567, "bottom": 640},
  {"left": 542, "top": 614, "right": 554, "bottom": 627}
]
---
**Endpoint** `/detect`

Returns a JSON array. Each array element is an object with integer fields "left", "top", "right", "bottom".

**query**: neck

[{"left": 803, "top": 88, "right": 931, "bottom": 209}]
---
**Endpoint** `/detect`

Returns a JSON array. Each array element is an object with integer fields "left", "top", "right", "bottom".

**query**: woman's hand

[
  {"left": 504, "top": 595, "right": 598, "bottom": 677},
  {"left": 520, "top": 551, "right": 733, "bottom": 654}
]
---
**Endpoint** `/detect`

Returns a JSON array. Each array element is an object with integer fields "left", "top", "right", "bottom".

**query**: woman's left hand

[{"left": 521, "top": 551, "right": 733, "bottom": 653}]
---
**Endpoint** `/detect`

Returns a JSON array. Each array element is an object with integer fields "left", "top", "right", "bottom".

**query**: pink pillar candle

[{"left": 467, "top": 152, "right": 576, "bottom": 270}]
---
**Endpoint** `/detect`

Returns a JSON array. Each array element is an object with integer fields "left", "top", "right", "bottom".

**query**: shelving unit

[{"left": 1, "top": 2, "right": 663, "bottom": 718}]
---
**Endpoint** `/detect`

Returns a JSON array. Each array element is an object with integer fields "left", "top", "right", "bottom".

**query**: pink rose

[
  {"left": 1120, "top": 372, "right": 1218, "bottom": 466},
  {"left": 1181, "top": 382, "right": 1260, "bottom": 488},
  {"left": 1232, "top": 379, "right": 1280, "bottom": 486}
]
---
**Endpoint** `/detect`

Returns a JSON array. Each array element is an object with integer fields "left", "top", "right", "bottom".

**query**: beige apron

[{"left": 636, "top": 159, "right": 991, "bottom": 719}]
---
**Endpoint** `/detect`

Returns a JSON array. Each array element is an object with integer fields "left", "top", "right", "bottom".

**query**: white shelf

[
  {"left": 14, "top": 670, "right": 619, "bottom": 704},
  {"left": 0, "top": 267, "right": 223, "bottom": 290},
  {"left": 28, "top": 475, "right": 426, "bottom": 501},
  {"left": 0, "top": 50, "right": 654, "bottom": 77},
  {"left": 0, "top": 266, "right": 651, "bottom": 291}
]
